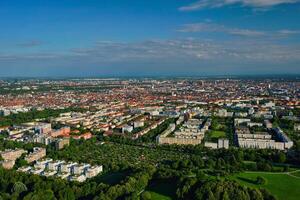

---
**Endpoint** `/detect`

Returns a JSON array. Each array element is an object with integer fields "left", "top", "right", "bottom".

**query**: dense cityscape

[
  {"left": 0, "top": 76, "right": 299, "bottom": 199},
  {"left": 1, "top": 0, "right": 300, "bottom": 199}
]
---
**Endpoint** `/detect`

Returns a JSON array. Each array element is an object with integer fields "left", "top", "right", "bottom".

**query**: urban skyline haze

[{"left": 0, "top": 0, "right": 300, "bottom": 77}]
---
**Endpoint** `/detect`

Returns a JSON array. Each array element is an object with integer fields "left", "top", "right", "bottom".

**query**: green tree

[
  {"left": 277, "top": 152, "right": 286, "bottom": 163},
  {"left": 26, "top": 190, "right": 56, "bottom": 200},
  {"left": 14, "top": 157, "right": 28, "bottom": 169},
  {"left": 58, "top": 188, "right": 75, "bottom": 200},
  {"left": 141, "top": 191, "right": 151, "bottom": 200},
  {"left": 207, "top": 190, "right": 216, "bottom": 200},
  {"left": 256, "top": 176, "right": 267, "bottom": 185},
  {"left": 222, "top": 191, "right": 230, "bottom": 200},
  {"left": 11, "top": 181, "right": 27, "bottom": 194}
]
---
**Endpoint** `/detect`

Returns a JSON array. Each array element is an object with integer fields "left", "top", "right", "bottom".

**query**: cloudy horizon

[{"left": 0, "top": 0, "right": 299, "bottom": 77}]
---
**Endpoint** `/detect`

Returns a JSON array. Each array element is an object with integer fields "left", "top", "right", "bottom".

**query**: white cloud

[
  {"left": 229, "top": 29, "right": 266, "bottom": 36},
  {"left": 178, "top": 23, "right": 226, "bottom": 33},
  {"left": 277, "top": 29, "right": 300, "bottom": 35},
  {"left": 178, "top": 22, "right": 300, "bottom": 38},
  {"left": 1, "top": 37, "right": 300, "bottom": 76},
  {"left": 178, "top": 22, "right": 266, "bottom": 37},
  {"left": 179, "top": 0, "right": 300, "bottom": 11},
  {"left": 1, "top": 38, "right": 300, "bottom": 67}
]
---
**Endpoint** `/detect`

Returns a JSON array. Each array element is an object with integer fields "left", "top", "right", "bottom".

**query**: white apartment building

[
  {"left": 235, "top": 126, "right": 293, "bottom": 150},
  {"left": 85, "top": 166, "right": 103, "bottom": 178},
  {"left": 73, "top": 163, "right": 91, "bottom": 175}
]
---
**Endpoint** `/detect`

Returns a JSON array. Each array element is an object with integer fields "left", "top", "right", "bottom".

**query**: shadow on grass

[
  {"left": 146, "top": 179, "right": 177, "bottom": 199},
  {"left": 236, "top": 176, "right": 257, "bottom": 185},
  {"left": 91, "top": 170, "right": 131, "bottom": 185}
]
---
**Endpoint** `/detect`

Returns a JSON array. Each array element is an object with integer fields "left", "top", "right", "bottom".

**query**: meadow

[
  {"left": 145, "top": 179, "right": 177, "bottom": 200},
  {"left": 231, "top": 171, "right": 300, "bottom": 200}
]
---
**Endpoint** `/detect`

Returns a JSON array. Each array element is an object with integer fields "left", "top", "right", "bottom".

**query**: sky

[{"left": 0, "top": 0, "right": 300, "bottom": 77}]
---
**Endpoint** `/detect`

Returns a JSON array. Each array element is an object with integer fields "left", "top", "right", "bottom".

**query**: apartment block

[
  {"left": 204, "top": 138, "right": 229, "bottom": 149},
  {"left": 55, "top": 138, "right": 70, "bottom": 150},
  {"left": 0, "top": 148, "right": 26, "bottom": 161},
  {"left": 85, "top": 166, "right": 103, "bottom": 178},
  {"left": 49, "top": 127, "right": 71, "bottom": 138},
  {"left": 235, "top": 126, "right": 293, "bottom": 150},
  {"left": 73, "top": 163, "right": 91, "bottom": 175},
  {"left": 0, "top": 160, "right": 15, "bottom": 169},
  {"left": 25, "top": 147, "right": 46, "bottom": 163},
  {"left": 133, "top": 121, "right": 144, "bottom": 128}
]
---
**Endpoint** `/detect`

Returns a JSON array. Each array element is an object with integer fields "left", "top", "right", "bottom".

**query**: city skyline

[{"left": 1, "top": 0, "right": 300, "bottom": 77}]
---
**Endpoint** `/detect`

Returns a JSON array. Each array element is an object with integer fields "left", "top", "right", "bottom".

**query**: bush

[
  {"left": 141, "top": 191, "right": 152, "bottom": 200},
  {"left": 256, "top": 176, "right": 267, "bottom": 185}
]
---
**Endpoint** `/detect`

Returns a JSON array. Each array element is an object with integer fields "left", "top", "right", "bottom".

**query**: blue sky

[{"left": 0, "top": 0, "right": 300, "bottom": 77}]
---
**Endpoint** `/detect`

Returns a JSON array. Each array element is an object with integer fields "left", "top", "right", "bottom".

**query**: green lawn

[
  {"left": 147, "top": 191, "right": 172, "bottom": 200},
  {"left": 210, "top": 130, "right": 226, "bottom": 139},
  {"left": 231, "top": 172, "right": 300, "bottom": 200},
  {"left": 145, "top": 179, "right": 177, "bottom": 200},
  {"left": 290, "top": 171, "right": 300, "bottom": 177}
]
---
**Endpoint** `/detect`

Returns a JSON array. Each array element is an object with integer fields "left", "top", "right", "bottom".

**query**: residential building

[
  {"left": 25, "top": 147, "right": 46, "bottom": 163},
  {"left": 133, "top": 121, "right": 144, "bottom": 128},
  {"left": 0, "top": 148, "right": 26, "bottom": 161},
  {"left": 122, "top": 125, "right": 133, "bottom": 133},
  {"left": 55, "top": 138, "right": 70, "bottom": 150},
  {"left": 85, "top": 166, "right": 103, "bottom": 178}
]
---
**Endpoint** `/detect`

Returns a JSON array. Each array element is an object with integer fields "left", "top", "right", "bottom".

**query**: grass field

[
  {"left": 231, "top": 172, "right": 300, "bottom": 200},
  {"left": 147, "top": 191, "right": 172, "bottom": 200},
  {"left": 290, "top": 171, "right": 300, "bottom": 177},
  {"left": 145, "top": 179, "right": 177, "bottom": 200},
  {"left": 210, "top": 130, "right": 226, "bottom": 139}
]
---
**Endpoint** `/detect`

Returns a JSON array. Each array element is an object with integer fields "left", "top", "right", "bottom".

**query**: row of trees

[
  {"left": 176, "top": 178, "right": 276, "bottom": 200},
  {"left": 94, "top": 165, "right": 156, "bottom": 200},
  {"left": 0, "top": 167, "right": 84, "bottom": 200},
  {"left": 0, "top": 107, "right": 86, "bottom": 127},
  {"left": 0, "top": 164, "right": 156, "bottom": 200}
]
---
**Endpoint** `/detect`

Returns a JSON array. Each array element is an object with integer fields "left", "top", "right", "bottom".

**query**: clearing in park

[{"left": 231, "top": 171, "right": 300, "bottom": 200}]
